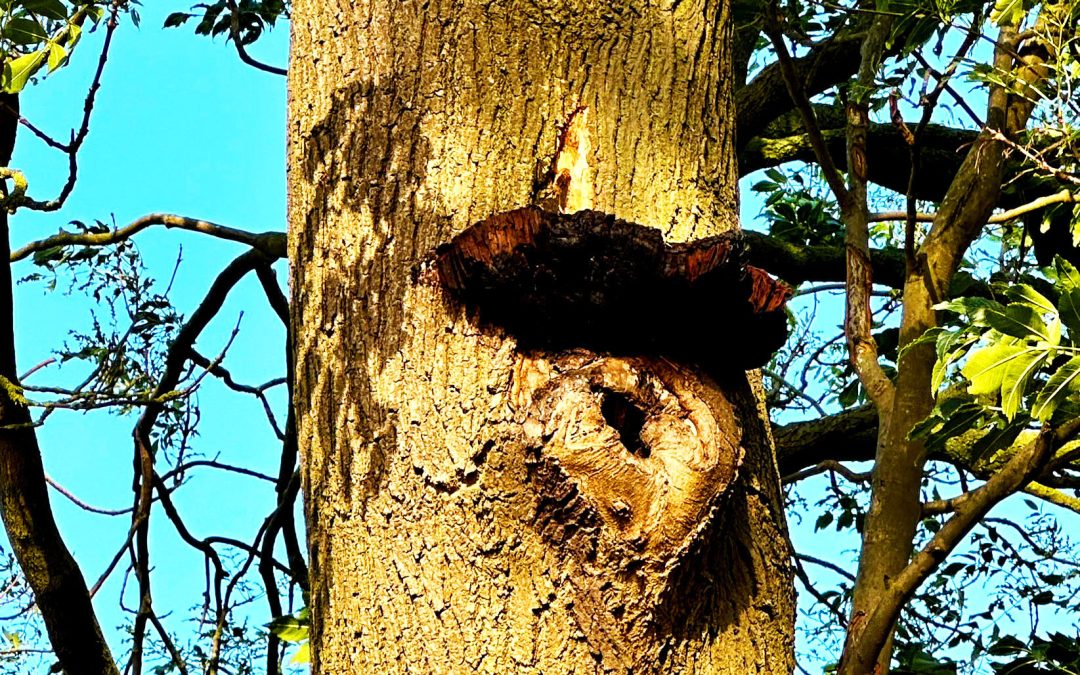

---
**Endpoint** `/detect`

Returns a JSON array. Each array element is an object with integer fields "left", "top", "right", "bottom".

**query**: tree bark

[{"left": 288, "top": 1, "right": 795, "bottom": 673}]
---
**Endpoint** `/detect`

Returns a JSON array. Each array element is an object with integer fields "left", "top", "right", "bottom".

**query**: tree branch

[
  {"left": 11, "top": 213, "right": 286, "bottom": 262},
  {"left": 0, "top": 5, "right": 119, "bottom": 214},
  {"left": 224, "top": 0, "right": 288, "bottom": 76},
  {"left": 762, "top": 14, "right": 851, "bottom": 206},
  {"left": 841, "top": 419, "right": 1080, "bottom": 672},
  {"left": 129, "top": 249, "right": 271, "bottom": 672},
  {"left": 743, "top": 231, "right": 907, "bottom": 288}
]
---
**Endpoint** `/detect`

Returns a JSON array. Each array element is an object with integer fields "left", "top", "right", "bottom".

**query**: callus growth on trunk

[{"left": 435, "top": 206, "right": 792, "bottom": 372}]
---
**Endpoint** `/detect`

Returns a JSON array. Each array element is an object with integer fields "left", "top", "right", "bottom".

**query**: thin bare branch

[
  {"left": 794, "top": 555, "right": 849, "bottom": 628},
  {"left": 783, "top": 459, "right": 872, "bottom": 485},
  {"left": 159, "top": 459, "right": 277, "bottom": 485},
  {"left": 11, "top": 213, "right": 286, "bottom": 262},
  {"left": 130, "top": 249, "right": 270, "bottom": 670},
  {"left": 871, "top": 189, "right": 1080, "bottom": 224},
  {"left": 762, "top": 10, "right": 852, "bottom": 207},
  {"left": 798, "top": 552, "right": 857, "bottom": 582},
  {"left": 45, "top": 473, "right": 132, "bottom": 516}
]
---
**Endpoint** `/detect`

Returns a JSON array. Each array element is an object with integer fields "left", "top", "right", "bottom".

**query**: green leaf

[
  {"left": 31, "top": 245, "right": 63, "bottom": 266},
  {"left": 1005, "top": 283, "right": 1056, "bottom": 314},
  {"left": 931, "top": 330, "right": 979, "bottom": 391},
  {"left": 163, "top": 12, "right": 192, "bottom": 28},
  {"left": 268, "top": 615, "right": 308, "bottom": 643},
  {"left": 911, "top": 402, "right": 986, "bottom": 452},
  {"left": 21, "top": 0, "right": 67, "bottom": 21},
  {"left": 990, "top": 0, "right": 1024, "bottom": 25},
  {"left": 2, "top": 49, "right": 47, "bottom": 93},
  {"left": 934, "top": 297, "right": 1004, "bottom": 326},
  {"left": 45, "top": 41, "right": 66, "bottom": 73},
  {"left": 3, "top": 17, "right": 48, "bottom": 45},
  {"left": 969, "top": 418, "right": 1027, "bottom": 463},
  {"left": 1054, "top": 257, "right": 1080, "bottom": 292},
  {"left": 1058, "top": 287, "right": 1080, "bottom": 339},
  {"left": 962, "top": 342, "right": 1026, "bottom": 396},
  {"left": 1034, "top": 354, "right": 1080, "bottom": 421},
  {"left": 291, "top": 642, "right": 311, "bottom": 664},
  {"left": 60, "top": 22, "right": 81, "bottom": 49},
  {"left": 1000, "top": 348, "right": 1047, "bottom": 420},
  {"left": 85, "top": 5, "right": 104, "bottom": 24},
  {"left": 984, "top": 303, "right": 1049, "bottom": 341},
  {"left": 764, "top": 168, "right": 786, "bottom": 183},
  {"left": 837, "top": 378, "right": 861, "bottom": 407}
]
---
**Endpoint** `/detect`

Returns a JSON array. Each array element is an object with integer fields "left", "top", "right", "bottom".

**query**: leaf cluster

[
  {"left": 0, "top": 0, "right": 110, "bottom": 93},
  {"left": 913, "top": 259, "right": 1080, "bottom": 462},
  {"left": 266, "top": 606, "right": 309, "bottom": 665},
  {"left": 164, "top": 0, "right": 286, "bottom": 46}
]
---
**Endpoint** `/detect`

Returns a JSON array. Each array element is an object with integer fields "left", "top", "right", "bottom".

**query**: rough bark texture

[{"left": 288, "top": 1, "right": 795, "bottom": 673}]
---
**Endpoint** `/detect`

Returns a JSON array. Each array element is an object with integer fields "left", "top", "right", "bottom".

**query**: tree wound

[
  {"left": 598, "top": 389, "right": 649, "bottom": 458},
  {"left": 514, "top": 354, "right": 743, "bottom": 563}
]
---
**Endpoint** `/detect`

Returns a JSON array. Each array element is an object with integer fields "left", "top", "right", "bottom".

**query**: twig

[
  {"left": 19, "top": 357, "right": 54, "bottom": 380},
  {"left": 225, "top": 0, "right": 287, "bottom": 76},
  {"left": 870, "top": 190, "right": 1080, "bottom": 224},
  {"left": 90, "top": 518, "right": 142, "bottom": 597},
  {"left": 798, "top": 552, "right": 858, "bottom": 582},
  {"left": 45, "top": 473, "right": 132, "bottom": 516},
  {"left": 159, "top": 459, "right": 276, "bottom": 485},
  {"left": 11, "top": 213, "right": 286, "bottom": 262},
  {"left": 762, "top": 367, "right": 828, "bottom": 416},
  {"left": 146, "top": 608, "right": 189, "bottom": 675},
  {"left": 763, "top": 8, "right": 851, "bottom": 207},
  {"left": 186, "top": 349, "right": 285, "bottom": 440},
  {"left": 794, "top": 282, "right": 893, "bottom": 297},
  {"left": 783, "top": 459, "right": 873, "bottom": 485},
  {"left": 794, "top": 554, "right": 849, "bottom": 627},
  {"left": 983, "top": 517, "right": 1080, "bottom": 568}
]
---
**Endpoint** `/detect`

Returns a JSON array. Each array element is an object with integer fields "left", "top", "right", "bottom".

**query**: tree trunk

[{"left": 287, "top": 2, "right": 795, "bottom": 672}]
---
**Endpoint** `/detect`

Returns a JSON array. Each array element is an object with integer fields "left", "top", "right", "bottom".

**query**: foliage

[
  {"left": 267, "top": 606, "right": 310, "bottom": 665},
  {"left": 988, "top": 632, "right": 1080, "bottom": 673},
  {"left": 164, "top": 0, "right": 286, "bottom": 44},
  {"left": 0, "top": 1, "right": 114, "bottom": 93}
]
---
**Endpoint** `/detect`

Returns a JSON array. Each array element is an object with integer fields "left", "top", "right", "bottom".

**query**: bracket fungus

[
  {"left": 435, "top": 206, "right": 791, "bottom": 373},
  {"left": 435, "top": 206, "right": 791, "bottom": 571}
]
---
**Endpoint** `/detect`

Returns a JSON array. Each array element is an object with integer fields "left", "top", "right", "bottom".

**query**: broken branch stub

[{"left": 436, "top": 206, "right": 792, "bottom": 372}]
